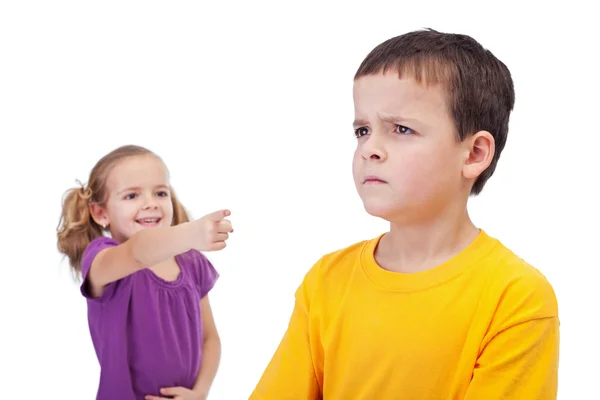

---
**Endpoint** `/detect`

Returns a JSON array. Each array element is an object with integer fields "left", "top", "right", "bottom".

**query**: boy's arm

[
  {"left": 464, "top": 270, "right": 560, "bottom": 400},
  {"left": 464, "top": 316, "right": 559, "bottom": 399},
  {"left": 250, "top": 264, "right": 322, "bottom": 399}
]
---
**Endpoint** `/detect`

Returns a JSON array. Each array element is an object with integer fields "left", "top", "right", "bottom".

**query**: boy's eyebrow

[
  {"left": 353, "top": 114, "right": 421, "bottom": 128},
  {"left": 379, "top": 113, "right": 421, "bottom": 125}
]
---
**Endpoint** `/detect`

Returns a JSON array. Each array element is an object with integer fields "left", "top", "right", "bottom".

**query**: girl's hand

[
  {"left": 145, "top": 386, "right": 207, "bottom": 400},
  {"left": 188, "top": 209, "right": 233, "bottom": 252}
]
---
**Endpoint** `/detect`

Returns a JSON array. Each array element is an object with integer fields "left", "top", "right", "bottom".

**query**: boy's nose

[{"left": 361, "top": 134, "right": 387, "bottom": 161}]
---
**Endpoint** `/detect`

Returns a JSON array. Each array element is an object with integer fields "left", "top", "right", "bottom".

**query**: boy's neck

[{"left": 375, "top": 206, "right": 479, "bottom": 275}]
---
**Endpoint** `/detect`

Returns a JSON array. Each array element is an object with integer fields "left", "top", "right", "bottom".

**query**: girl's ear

[{"left": 89, "top": 203, "right": 110, "bottom": 228}]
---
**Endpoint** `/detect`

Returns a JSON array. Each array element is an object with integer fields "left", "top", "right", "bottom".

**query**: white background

[{"left": 1, "top": 1, "right": 598, "bottom": 399}]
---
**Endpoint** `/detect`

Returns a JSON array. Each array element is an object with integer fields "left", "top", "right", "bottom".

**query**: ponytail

[
  {"left": 56, "top": 183, "right": 104, "bottom": 275},
  {"left": 170, "top": 187, "right": 191, "bottom": 225}
]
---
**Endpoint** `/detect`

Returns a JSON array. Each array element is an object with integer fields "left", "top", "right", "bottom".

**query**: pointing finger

[{"left": 204, "top": 209, "right": 230, "bottom": 221}]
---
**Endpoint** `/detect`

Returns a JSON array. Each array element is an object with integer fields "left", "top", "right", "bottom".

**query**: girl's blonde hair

[{"left": 56, "top": 145, "right": 190, "bottom": 275}]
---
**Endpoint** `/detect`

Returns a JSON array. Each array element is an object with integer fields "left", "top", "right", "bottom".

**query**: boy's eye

[
  {"left": 396, "top": 125, "right": 414, "bottom": 135},
  {"left": 124, "top": 193, "right": 137, "bottom": 200},
  {"left": 354, "top": 127, "right": 369, "bottom": 138},
  {"left": 354, "top": 125, "right": 414, "bottom": 138}
]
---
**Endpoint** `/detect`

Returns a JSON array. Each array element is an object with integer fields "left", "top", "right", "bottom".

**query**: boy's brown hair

[{"left": 355, "top": 28, "right": 515, "bottom": 195}]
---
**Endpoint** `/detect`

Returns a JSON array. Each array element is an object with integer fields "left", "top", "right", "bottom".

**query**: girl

[{"left": 57, "top": 145, "right": 233, "bottom": 400}]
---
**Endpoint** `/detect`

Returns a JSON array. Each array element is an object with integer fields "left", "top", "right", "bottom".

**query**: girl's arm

[
  {"left": 87, "top": 210, "right": 231, "bottom": 298},
  {"left": 150, "top": 296, "right": 222, "bottom": 400},
  {"left": 192, "top": 296, "right": 222, "bottom": 398},
  {"left": 87, "top": 223, "right": 194, "bottom": 298}
]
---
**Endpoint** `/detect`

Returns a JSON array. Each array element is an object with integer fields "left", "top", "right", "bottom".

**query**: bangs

[{"left": 356, "top": 54, "right": 457, "bottom": 89}]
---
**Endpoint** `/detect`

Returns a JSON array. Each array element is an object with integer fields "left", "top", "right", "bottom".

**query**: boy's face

[{"left": 352, "top": 72, "right": 470, "bottom": 223}]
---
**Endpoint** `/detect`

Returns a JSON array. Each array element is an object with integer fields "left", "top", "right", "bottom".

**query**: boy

[{"left": 250, "top": 29, "right": 559, "bottom": 399}]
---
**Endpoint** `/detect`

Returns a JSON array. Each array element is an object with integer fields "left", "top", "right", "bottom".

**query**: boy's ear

[
  {"left": 89, "top": 203, "right": 110, "bottom": 228},
  {"left": 462, "top": 130, "right": 495, "bottom": 180}
]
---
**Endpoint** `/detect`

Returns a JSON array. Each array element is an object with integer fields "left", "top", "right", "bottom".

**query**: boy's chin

[
  {"left": 362, "top": 201, "right": 419, "bottom": 224},
  {"left": 362, "top": 202, "right": 398, "bottom": 221}
]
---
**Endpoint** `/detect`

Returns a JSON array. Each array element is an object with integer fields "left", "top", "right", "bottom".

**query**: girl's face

[{"left": 91, "top": 155, "right": 174, "bottom": 243}]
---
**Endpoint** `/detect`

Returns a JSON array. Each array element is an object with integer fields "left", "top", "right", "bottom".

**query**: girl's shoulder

[
  {"left": 177, "top": 250, "right": 219, "bottom": 298},
  {"left": 82, "top": 236, "right": 119, "bottom": 272},
  {"left": 87, "top": 235, "right": 119, "bottom": 249},
  {"left": 177, "top": 248, "right": 210, "bottom": 266}
]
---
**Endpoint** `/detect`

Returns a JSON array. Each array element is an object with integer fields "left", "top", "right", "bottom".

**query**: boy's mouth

[
  {"left": 363, "top": 175, "right": 387, "bottom": 184},
  {"left": 136, "top": 217, "right": 162, "bottom": 227}
]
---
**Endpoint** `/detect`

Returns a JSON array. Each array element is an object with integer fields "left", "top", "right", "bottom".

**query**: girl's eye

[
  {"left": 157, "top": 191, "right": 169, "bottom": 197},
  {"left": 396, "top": 125, "right": 414, "bottom": 135},
  {"left": 354, "top": 127, "right": 369, "bottom": 138},
  {"left": 125, "top": 193, "right": 137, "bottom": 200}
]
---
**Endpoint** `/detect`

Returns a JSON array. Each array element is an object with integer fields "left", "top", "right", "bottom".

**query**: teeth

[{"left": 138, "top": 218, "right": 159, "bottom": 223}]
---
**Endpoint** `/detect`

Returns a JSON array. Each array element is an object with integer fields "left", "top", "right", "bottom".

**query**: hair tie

[{"left": 75, "top": 179, "right": 93, "bottom": 202}]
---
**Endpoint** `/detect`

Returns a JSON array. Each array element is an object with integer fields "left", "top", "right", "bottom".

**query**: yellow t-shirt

[{"left": 250, "top": 230, "right": 559, "bottom": 399}]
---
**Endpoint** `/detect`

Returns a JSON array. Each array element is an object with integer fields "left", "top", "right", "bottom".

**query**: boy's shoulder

[
  {"left": 321, "top": 237, "right": 375, "bottom": 264},
  {"left": 314, "top": 236, "right": 375, "bottom": 270},
  {"left": 487, "top": 237, "right": 552, "bottom": 284},
  {"left": 298, "top": 235, "right": 380, "bottom": 291},
  {"left": 479, "top": 233, "right": 558, "bottom": 320}
]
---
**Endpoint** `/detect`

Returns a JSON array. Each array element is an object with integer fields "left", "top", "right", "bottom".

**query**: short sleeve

[
  {"left": 190, "top": 250, "right": 219, "bottom": 298},
  {"left": 80, "top": 236, "right": 119, "bottom": 300},
  {"left": 464, "top": 264, "right": 559, "bottom": 399},
  {"left": 250, "top": 258, "right": 323, "bottom": 399}
]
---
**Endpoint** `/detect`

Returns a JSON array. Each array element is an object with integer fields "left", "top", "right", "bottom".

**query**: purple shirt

[{"left": 80, "top": 236, "right": 219, "bottom": 399}]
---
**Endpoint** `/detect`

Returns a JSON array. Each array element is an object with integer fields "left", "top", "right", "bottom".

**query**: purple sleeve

[
  {"left": 192, "top": 251, "right": 219, "bottom": 298},
  {"left": 80, "top": 236, "right": 120, "bottom": 301}
]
